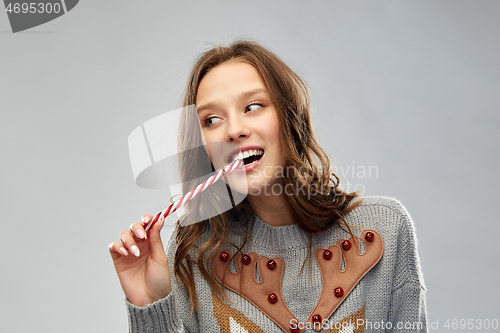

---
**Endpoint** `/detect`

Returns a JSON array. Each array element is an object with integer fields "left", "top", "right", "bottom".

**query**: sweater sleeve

[
  {"left": 125, "top": 229, "right": 199, "bottom": 333},
  {"left": 386, "top": 199, "right": 428, "bottom": 332},
  {"left": 387, "top": 283, "right": 427, "bottom": 332},
  {"left": 126, "top": 293, "right": 185, "bottom": 333}
]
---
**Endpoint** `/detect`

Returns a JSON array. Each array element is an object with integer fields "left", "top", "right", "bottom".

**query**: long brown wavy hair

[{"left": 173, "top": 39, "right": 363, "bottom": 312}]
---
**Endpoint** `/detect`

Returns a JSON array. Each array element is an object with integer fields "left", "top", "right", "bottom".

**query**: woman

[{"left": 109, "top": 40, "right": 427, "bottom": 333}]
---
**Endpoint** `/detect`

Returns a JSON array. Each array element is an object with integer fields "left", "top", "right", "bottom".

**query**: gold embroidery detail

[{"left": 212, "top": 290, "right": 265, "bottom": 333}]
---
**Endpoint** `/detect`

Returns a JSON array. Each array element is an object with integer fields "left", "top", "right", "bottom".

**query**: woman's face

[{"left": 196, "top": 60, "right": 285, "bottom": 196}]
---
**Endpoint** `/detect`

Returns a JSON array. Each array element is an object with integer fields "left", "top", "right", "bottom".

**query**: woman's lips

[
  {"left": 226, "top": 145, "right": 265, "bottom": 164},
  {"left": 232, "top": 152, "right": 264, "bottom": 174}
]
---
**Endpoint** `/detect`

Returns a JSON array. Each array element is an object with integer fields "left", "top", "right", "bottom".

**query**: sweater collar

[{"left": 249, "top": 214, "right": 310, "bottom": 250}]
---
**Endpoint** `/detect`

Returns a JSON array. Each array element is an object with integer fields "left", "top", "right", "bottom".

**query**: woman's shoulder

[
  {"left": 342, "top": 195, "right": 417, "bottom": 236},
  {"left": 346, "top": 196, "right": 425, "bottom": 289},
  {"left": 348, "top": 195, "right": 410, "bottom": 216}
]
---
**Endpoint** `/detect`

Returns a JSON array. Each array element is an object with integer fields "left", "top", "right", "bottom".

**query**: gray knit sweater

[{"left": 126, "top": 196, "right": 427, "bottom": 332}]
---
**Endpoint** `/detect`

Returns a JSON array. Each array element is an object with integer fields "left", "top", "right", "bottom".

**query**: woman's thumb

[{"left": 148, "top": 217, "right": 166, "bottom": 256}]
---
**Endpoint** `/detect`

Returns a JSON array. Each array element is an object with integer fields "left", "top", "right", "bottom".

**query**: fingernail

[
  {"left": 141, "top": 216, "right": 149, "bottom": 223},
  {"left": 131, "top": 245, "right": 140, "bottom": 257},
  {"left": 136, "top": 228, "right": 145, "bottom": 239},
  {"left": 158, "top": 217, "right": 165, "bottom": 231},
  {"left": 119, "top": 247, "right": 128, "bottom": 256}
]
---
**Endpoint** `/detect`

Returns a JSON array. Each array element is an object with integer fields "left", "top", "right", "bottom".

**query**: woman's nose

[{"left": 225, "top": 116, "right": 250, "bottom": 142}]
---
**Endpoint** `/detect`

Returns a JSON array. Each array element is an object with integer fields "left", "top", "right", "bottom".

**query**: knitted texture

[{"left": 126, "top": 196, "right": 427, "bottom": 332}]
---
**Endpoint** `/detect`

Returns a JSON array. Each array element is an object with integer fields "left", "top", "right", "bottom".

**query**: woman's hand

[{"left": 108, "top": 215, "right": 171, "bottom": 307}]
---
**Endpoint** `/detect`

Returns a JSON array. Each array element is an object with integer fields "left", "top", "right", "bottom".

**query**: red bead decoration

[
  {"left": 341, "top": 240, "right": 352, "bottom": 250},
  {"left": 219, "top": 252, "right": 229, "bottom": 262},
  {"left": 267, "top": 259, "right": 277, "bottom": 270},
  {"left": 323, "top": 250, "right": 332, "bottom": 260},
  {"left": 241, "top": 254, "right": 251, "bottom": 265},
  {"left": 334, "top": 287, "right": 344, "bottom": 297},
  {"left": 267, "top": 293, "right": 278, "bottom": 304},
  {"left": 365, "top": 232, "right": 375, "bottom": 242},
  {"left": 290, "top": 324, "right": 300, "bottom": 333},
  {"left": 312, "top": 314, "right": 322, "bottom": 324}
]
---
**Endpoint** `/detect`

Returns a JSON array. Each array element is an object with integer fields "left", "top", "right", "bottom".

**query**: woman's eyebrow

[
  {"left": 196, "top": 102, "right": 217, "bottom": 114},
  {"left": 196, "top": 88, "right": 268, "bottom": 113},
  {"left": 239, "top": 88, "right": 267, "bottom": 99}
]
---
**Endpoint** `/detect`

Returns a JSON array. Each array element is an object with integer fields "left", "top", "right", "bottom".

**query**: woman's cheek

[{"left": 200, "top": 130, "right": 211, "bottom": 155}]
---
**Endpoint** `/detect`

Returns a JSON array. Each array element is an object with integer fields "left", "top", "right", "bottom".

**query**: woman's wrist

[{"left": 127, "top": 291, "right": 170, "bottom": 308}]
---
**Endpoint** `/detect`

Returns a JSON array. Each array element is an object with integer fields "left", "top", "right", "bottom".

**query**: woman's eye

[
  {"left": 206, "top": 117, "right": 221, "bottom": 126},
  {"left": 246, "top": 104, "right": 262, "bottom": 112}
]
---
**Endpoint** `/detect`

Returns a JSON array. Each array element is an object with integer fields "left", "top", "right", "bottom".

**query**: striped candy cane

[{"left": 144, "top": 159, "right": 243, "bottom": 231}]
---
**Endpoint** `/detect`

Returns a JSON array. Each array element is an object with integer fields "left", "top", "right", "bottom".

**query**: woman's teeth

[{"left": 231, "top": 149, "right": 264, "bottom": 162}]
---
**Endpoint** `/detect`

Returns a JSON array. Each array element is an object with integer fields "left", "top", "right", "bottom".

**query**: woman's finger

[
  {"left": 129, "top": 222, "right": 146, "bottom": 240},
  {"left": 120, "top": 230, "right": 141, "bottom": 257},
  {"left": 108, "top": 241, "right": 129, "bottom": 260},
  {"left": 148, "top": 216, "right": 167, "bottom": 258},
  {"left": 141, "top": 214, "right": 153, "bottom": 225},
  {"left": 141, "top": 214, "right": 154, "bottom": 231}
]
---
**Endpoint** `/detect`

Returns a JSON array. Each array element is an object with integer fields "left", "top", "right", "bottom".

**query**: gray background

[{"left": 1, "top": 1, "right": 499, "bottom": 332}]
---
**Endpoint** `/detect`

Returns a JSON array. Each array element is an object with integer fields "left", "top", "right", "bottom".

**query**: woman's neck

[{"left": 246, "top": 192, "right": 295, "bottom": 227}]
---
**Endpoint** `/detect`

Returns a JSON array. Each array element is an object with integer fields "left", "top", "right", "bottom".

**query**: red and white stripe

[{"left": 145, "top": 159, "right": 243, "bottom": 231}]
